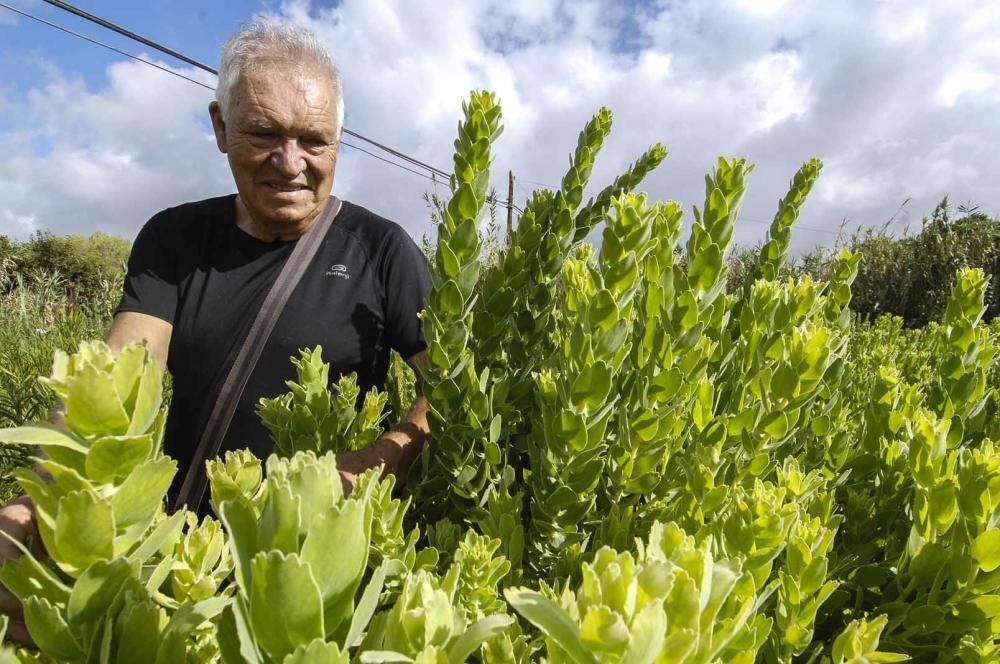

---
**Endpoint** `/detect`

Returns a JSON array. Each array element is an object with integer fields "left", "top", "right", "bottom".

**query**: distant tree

[
  {"left": 4, "top": 231, "right": 131, "bottom": 299},
  {"left": 723, "top": 197, "right": 1000, "bottom": 327},
  {"left": 849, "top": 197, "right": 1000, "bottom": 326}
]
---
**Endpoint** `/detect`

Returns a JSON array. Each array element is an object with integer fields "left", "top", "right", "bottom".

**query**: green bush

[
  {"left": 4, "top": 92, "right": 1000, "bottom": 662},
  {"left": 726, "top": 199, "right": 1000, "bottom": 328},
  {"left": 848, "top": 199, "right": 1000, "bottom": 326},
  {"left": 1, "top": 231, "right": 131, "bottom": 301}
]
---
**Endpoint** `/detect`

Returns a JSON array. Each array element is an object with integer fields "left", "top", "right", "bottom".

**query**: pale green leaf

[
  {"left": 23, "top": 596, "right": 82, "bottom": 661},
  {"left": 0, "top": 425, "right": 88, "bottom": 454},
  {"left": 301, "top": 501, "right": 370, "bottom": 625},
  {"left": 282, "top": 638, "right": 350, "bottom": 664},
  {"left": 218, "top": 601, "right": 265, "bottom": 664},
  {"left": 620, "top": 601, "right": 667, "bottom": 664},
  {"left": 446, "top": 615, "right": 514, "bottom": 664},
  {"left": 126, "top": 358, "right": 163, "bottom": 435},
  {"left": 0, "top": 531, "right": 71, "bottom": 606},
  {"left": 250, "top": 552, "right": 325, "bottom": 660},
  {"left": 220, "top": 499, "right": 258, "bottom": 592},
  {"left": 67, "top": 558, "right": 135, "bottom": 627},
  {"left": 110, "top": 457, "right": 176, "bottom": 528},
  {"left": 972, "top": 530, "right": 1000, "bottom": 572},
  {"left": 85, "top": 434, "right": 153, "bottom": 484},
  {"left": 127, "top": 510, "right": 185, "bottom": 564},
  {"left": 504, "top": 588, "right": 597, "bottom": 664},
  {"left": 55, "top": 490, "right": 114, "bottom": 571},
  {"left": 360, "top": 651, "right": 414, "bottom": 663},
  {"left": 115, "top": 593, "right": 162, "bottom": 664},
  {"left": 345, "top": 563, "right": 388, "bottom": 648},
  {"left": 65, "top": 363, "right": 130, "bottom": 437},
  {"left": 256, "top": 482, "right": 301, "bottom": 554}
]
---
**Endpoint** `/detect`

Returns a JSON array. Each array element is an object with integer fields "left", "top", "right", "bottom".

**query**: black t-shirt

[{"left": 116, "top": 194, "right": 430, "bottom": 493}]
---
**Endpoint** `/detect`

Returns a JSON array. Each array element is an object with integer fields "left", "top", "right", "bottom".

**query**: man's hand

[
  {"left": 335, "top": 446, "right": 379, "bottom": 497},
  {"left": 337, "top": 467, "right": 358, "bottom": 497},
  {"left": 333, "top": 353, "right": 431, "bottom": 497},
  {"left": 0, "top": 495, "right": 42, "bottom": 648}
]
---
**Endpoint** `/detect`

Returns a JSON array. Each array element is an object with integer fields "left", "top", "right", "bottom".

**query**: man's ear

[{"left": 208, "top": 101, "right": 229, "bottom": 154}]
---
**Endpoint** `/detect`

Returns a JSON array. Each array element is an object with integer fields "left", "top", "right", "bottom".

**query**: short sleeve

[
  {"left": 379, "top": 228, "right": 431, "bottom": 359},
  {"left": 115, "top": 212, "right": 180, "bottom": 324}
]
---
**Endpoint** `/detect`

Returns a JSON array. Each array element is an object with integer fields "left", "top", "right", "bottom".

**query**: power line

[
  {"left": 522, "top": 177, "right": 602, "bottom": 199},
  {"left": 342, "top": 129, "right": 450, "bottom": 181},
  {"left": 340, "top": 139, "right": 439, "bottom": 183},
  {"left": 739, "top": 215, "right": 842, "bottom": 236},
  {"left": 339, "top": 140, "right": 522, "bottom": 211},
  {"left": 40, "top": 0, "right": 215, "bottom": 74},
  {"left": 0, "top": 1, "right": 213, "bottom": 90}
]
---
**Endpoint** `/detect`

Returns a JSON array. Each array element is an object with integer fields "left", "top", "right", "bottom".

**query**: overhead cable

[
  {"left": 0, "top": 1, "right": 213, "bottom": 90},
  {"left": 39, "top": 0, "right": 216, "bottom": 74}
]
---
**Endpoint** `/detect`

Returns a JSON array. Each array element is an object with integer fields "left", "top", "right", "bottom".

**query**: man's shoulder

[
  {"left": 131, "top": 195, "right": 233, "bottom": 256},
  {"left": 335, "top": 200, "right": 418, "bottom": 257},
  {"left": 146, "top": 194, "right": 235, "bottom": 230}
]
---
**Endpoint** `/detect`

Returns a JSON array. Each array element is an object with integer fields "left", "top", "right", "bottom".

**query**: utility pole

[{"left": 506, "top": 170, "right": 515, "bottom": 244}]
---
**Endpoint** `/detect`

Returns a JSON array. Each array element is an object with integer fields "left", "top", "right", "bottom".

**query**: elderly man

[{"left": 0, "top": 21, "right": 431, "bottom": 646}]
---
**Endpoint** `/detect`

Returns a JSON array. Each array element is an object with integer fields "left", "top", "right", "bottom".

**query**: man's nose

[{"left": 271, "top": 139, "right": 306, "bottom": 177}]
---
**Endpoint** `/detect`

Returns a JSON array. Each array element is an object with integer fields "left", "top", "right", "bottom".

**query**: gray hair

[{"left": 217, "top": 20, "right": 345, "bottom": 133}]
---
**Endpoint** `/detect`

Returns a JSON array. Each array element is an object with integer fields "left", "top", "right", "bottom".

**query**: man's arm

[
  {"left": 336, "top": 351, "right": 431, "bottom": 492},
  {"left": 104, "top": 311, "right": 173, "bottom": 371}
]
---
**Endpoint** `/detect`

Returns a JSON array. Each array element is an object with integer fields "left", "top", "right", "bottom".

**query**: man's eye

[{"left": 246, "top": 130, "right": 279, "bottom": 143}]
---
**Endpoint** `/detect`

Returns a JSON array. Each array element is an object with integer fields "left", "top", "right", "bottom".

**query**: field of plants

[{"left": 2, "top": 91, "right": 1000, "bottom": 662}]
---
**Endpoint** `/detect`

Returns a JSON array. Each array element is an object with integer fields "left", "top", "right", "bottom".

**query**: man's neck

[{"left": 234, "top": 196, "right": 320, "bottom": 242}]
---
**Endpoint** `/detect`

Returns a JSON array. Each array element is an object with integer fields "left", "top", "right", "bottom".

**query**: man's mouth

[{"left": 264, "top": 183, "right": 308, "bottom": 192}]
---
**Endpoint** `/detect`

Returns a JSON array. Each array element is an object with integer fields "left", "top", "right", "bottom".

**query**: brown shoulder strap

[{"left": 173, "top": 196, "right": 343, "bottom": 512}]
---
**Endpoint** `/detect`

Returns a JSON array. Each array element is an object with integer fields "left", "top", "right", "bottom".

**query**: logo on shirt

[{"left": 325, "top": 263, "right": 350, "bottom": 280}]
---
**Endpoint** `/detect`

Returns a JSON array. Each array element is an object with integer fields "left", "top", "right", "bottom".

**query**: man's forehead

[
  {"left": 234, "top": 69, "right": 339, "bottom": 126},
  {"left": 238, "top": 108, "right": 339, "bottom": 132}
]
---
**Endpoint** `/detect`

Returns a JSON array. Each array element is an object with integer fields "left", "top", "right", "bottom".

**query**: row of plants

[{"left": 2, "top": 91, "right": 1000, "bottom": 662}]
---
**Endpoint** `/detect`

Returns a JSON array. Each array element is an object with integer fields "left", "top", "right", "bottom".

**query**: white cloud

[
  {"left": 0, "top": 0, "right": 997, "bottom": 259},
  {"left": 736, "top": 52, "right": 811, "bottom": 133},
  {"left": 938, "top": 66, "right": 998, "bottom": 106},
  {"left": 1, "top": 210, "right": 37, "bottom": 235},
  {"left": 729, "top": 0, "right": 791, "bottom": 17}
]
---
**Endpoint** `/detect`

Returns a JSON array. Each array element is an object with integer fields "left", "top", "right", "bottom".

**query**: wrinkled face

[{"left": 209, "top": 62, "right": 340, "bottom": 233}]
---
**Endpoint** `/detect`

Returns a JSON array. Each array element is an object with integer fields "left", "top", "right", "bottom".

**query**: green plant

[
  {"left": 4, "top": 91, "right": 1000, "bottom": 663},
  {"left": 257, "top": 346, "right": 388, "bottom": 456}
]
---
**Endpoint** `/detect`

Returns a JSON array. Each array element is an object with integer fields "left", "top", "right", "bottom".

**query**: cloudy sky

[{"left": 0, "top": 0, "right": 997, "bottom": 253}]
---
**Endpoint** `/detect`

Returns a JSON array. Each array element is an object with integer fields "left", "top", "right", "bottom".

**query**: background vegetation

[
  {"left": 0, "top": 233, "right": 130, "bottom": 501},
  {"left": 727, "top": 197, "right": 1000, "bottom": 326}
]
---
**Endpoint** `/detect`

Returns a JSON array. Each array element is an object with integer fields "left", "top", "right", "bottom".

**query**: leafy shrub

[
  {"left": 1, "top": 231, "right": 130, "bottom": 302},
  {"left": 848, "top": 199, "right": 1000, "bottom": 326},
  {"left": 3, "top": 91, "right": 1000, "bottom": 662},
  {"left": 726, "top": 198, "right": 1000, "bottom": 329}
]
